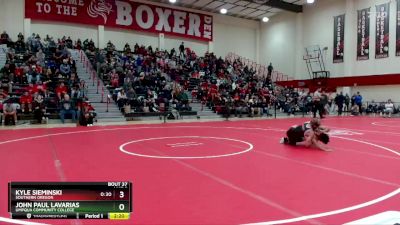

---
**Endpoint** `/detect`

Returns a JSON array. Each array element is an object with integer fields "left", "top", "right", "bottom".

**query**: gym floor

[{"left": 0, "top": 116, "right": 399, "bottom": 225}]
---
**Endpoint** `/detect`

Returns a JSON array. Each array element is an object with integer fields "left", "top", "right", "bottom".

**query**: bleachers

[
  {"left": 0, "top": 34, "right": 97, "bottom": 125},
  {"left": 1, "top": 32, "right": 339, "bottom": 124},
  {"left": 86, "top": 44, "right": 204, "bottom": 120}
]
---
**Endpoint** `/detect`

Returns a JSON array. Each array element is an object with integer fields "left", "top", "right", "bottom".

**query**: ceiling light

[
  {"left": 307, "top": 0, "right": 315, "bottom": 3},
  {"left": 262, "top": 17, "right": 269, "bottom": 22},
  {"left": 220, "top": 8, "right": 227, "bottom": 14},
  {"left": 169, "top": 0, "right": 177, "bottom": 3}
]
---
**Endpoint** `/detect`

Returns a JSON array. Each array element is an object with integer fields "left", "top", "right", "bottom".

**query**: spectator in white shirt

[
  {"left": 312, "top": 88, "right": 324, "bottom": 118},
  {"left": 117, "top": 89, "right": 127, "bottom": 109},
  {"left": 383, "top": 99, "right": 394, "bottom": 118}
]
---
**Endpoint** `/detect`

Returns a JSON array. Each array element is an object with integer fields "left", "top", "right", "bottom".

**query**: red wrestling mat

[{"left": 0, "top": 117, "right": 399, "bottom": 225}]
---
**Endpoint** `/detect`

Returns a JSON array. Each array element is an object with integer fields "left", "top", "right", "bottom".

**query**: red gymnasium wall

[
  {"left": 276, "top": 74, "right": 400, "bottom": 90},
  {"left": 25, "top": 0, "right": 213, "bottom": 42}
]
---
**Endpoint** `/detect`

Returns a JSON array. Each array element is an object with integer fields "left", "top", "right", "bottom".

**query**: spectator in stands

[
  {"left": 0, "top": 31, "right": 11, "bottom": 45},
  {"left": 42, "top": 35, "right": 50, "bottom": 49},
  {"left": 83, "top": 39, "right": 89, "bottom": 50},
  {"left": 59, "top": 94, "right": 76, "bottom": 123},
  {"left": 106, "top": 41, "right": 115, "bottom": 53},
  {"left": 283, "top": 95, "right": 296, "bottom": 116},
  {"left": 27, "top": 33, "right": 35, "bottom": 48},
  {"left": 366, "top": 100, "right": 378, "bottom": 115},
  {"left": 17, "top": 32, "right": 23, "bottom": 40},
  {"left": 68, "top": 72, "right": 79, "bottom": 87},
  {"left": 3, "top": 102, "right": 17, "bottom": 125},
  {"left": 58, "top": 36, "right": 64, "bottom": 45},
  {"left": 145, "top": 95, "right": 158, "bottom": 112},
  {"left": 260, "top": 97, "right": 272, "bottom": 117},
  {"left": 46, "top": 59, "right": 57, "bottom": 72},
  {"left": 68, "top": 56, "right": 76, "bottom": 70},
  {"left": 110, "top": 69, "right": 119, "bottom": 88},
  {"left": 117, "top": 89, "right": 127, "bottom": 110},
  {"left": 248, "top": 96, "right": 259, "bottom": 117},
  {"left": 170, "top": 48, "right": 176, "bottom": 58},
  {"left": 78, "top": 104, "right": 94, "bottom": 126},
  {"left": 376, "top": 102, "right": 385, "bottom": 114},
  {"left": 15, "top": 36, "right": 26, "bottom": 53},
  {"left": 60, "top": 59, "right": 71, "bottom": 77},
  {"left": 354, "top": 92, "right": 363, "bottom": 115},
  {"left": 383, "top": 99, "right": 394, "bottom": 118},
  {"left": 0, "top": 89, "right": 7, "bottom": 122},
  {"left": 60, "top": 46, "right": 70, "bottom": 58},
  {"left": 13, "top": 65, "right": 23, "bottom": 83},
  {"left": 56, "top": 82, "right": 68, "bottom": 100},
  {"left": 222, "top": 96, "right": 233, "bottom": 120},
  {"left": 126, "top": 86, "right": 136, "bottom": 100},
  {"left": 33, "top": 92, "right": 46, "bottom": 124},
  {"left": 20, "top": 91, "right": 33, "bottom": 113},
  {"left": 31, "top": 34, "right": 43, "bottom": 52},
  {"left": 350, "top": 104, "right": 360, "bottom": 116},
  {"left": 0, "top": 63, "right": 12, "bottom": 80},
  {"left": 75, "top": 39, "right": 82, "bottom": 50},
  {"left": 88, "top": 39, "right": 95, "bottom": 51},
  {"left": 36, "top": 49, "right": 45, "bottom": 66},
  {"left": 27, "top": 65, "right": 41, "bottom": 84},
  {"left": 0, "top": 88, "right": 7, "bottom": 101},
  {"left": 70, "top": 85, "right": 82, "bottom": 103},
  {"left": 175, "top": 90, "right": 190, "bottom": 111},
  {"left": 48, "top": 37, "right": 57, "bottom": 52},
  {"left": 66, "top": 36, "right": 73, "bottom": 49},
  {"left": 78, "top": 80, "right": 87, "bottom": 98},
  {"left": 37, "top": 81, "right": 47, "bottom": 93},
  {"left": 234, "top": 98, "right": 247, "bottom": 118},
  {"left": 124, "top": 43, "right": 131, "bottom": 54}
]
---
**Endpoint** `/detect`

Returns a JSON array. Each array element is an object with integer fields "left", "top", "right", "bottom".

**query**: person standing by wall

[
  {"left": 335, "top": 92, "right": 345, "bottom": 116},
  {"left": 179, "top": 42, "right": 185, "bottom": 58},
  {"left": 312, "top": 88, "right": 324, "bottom": 118},
  {"left": 320, "top": 91, "right": 328, "bottom": 116},
  {"left": 267, "top": 63, "right": 273, "bottom": 80},
  {"left": 354, "top": 92, "right": 363, "bottom": 115},
  {"left": 344, "top": 94, "right": 350, "bottom": 114}
]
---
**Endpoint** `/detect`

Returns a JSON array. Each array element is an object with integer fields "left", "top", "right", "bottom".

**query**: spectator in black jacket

[
  {"left": 267, "top": 63, "right": 273, "bottom": 79},
  {"left": 179, "top": 42, "right": 185, "bottom": 58},
  {"left": 344, "top": 94, "right": 350, "bottom": 112},
  {"left": 335, "top": 92, "right": 345, "bottom": 116}
]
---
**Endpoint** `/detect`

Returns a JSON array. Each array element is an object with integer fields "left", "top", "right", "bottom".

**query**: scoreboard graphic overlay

[{"left": 8, "top": 182, "right": 132, "bottom": 220}]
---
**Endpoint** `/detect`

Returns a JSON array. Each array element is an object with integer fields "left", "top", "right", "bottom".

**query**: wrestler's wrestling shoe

[{"left": 279, "top": 137, "right": 288, "bottom": 144}]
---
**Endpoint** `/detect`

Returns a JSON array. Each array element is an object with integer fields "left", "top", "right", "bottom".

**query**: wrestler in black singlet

[{"left": 285, "top": 122, "right": 312, "bottom": 145}]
